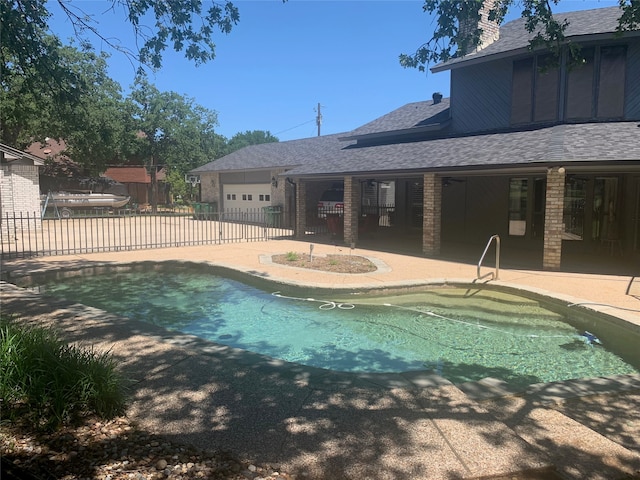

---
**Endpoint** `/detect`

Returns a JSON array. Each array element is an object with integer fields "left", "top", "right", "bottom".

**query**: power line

[{"left": 274, "top": 119, "right": 316, "bottom": 136}]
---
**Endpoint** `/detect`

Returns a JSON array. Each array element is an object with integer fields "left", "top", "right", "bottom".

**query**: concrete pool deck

[{"left": 1, "top": 240, "right": 640, "bottom": 479}]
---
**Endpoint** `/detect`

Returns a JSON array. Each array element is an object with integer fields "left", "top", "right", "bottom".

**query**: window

[
  {"left": 596, "top": 46, "right": 626, "bottom": 118},
  {"left": 247, "top": 194, "right": 252, "bottom": 201},
  {"left": 565, "top": 48, "right": 595, "bottom": 119},
  {"left": 512, "top": 45, "right": 627, "bottom": 125},
  {"left": 511, "top": 58, "right": 534, "bottom": 124},
  {"left": 508, "top": 178, "right": 528, "bottom": 236},
  {"left": 533, "top": 55, "right": 559, "bottom": 122},
  {"left": 563, "top": 177, "right": 587, "bottom": 240},
  {"left": 511, "top": 55, "right": 559, "bottom": 124},
  {"left": 242, "top": 194, "right": 247, "bottom": 201},
  {"left": 231, "top": 194, "right": 236, "bottom": 200},
  {"left": 593, "top": 177, "right": 619, "bottom": 242},
  {"left": 226, "top": 194, "right": 231, "bottom": 200},
  {"left": 566, "top": 45, "right": 626, "bottom": 120},
  {"left": 265, "top": 194, "right": 270, "bottom": 202},
  {"left": 259, "top": 194, "right": 264, "bottom": 201}
]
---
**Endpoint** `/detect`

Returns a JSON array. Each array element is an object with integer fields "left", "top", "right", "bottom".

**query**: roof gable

[{"left": 0, "top": 143, "right": 45, "bottom": 166}]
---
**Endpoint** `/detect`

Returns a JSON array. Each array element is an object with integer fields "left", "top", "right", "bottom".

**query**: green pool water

[{"left": 28, "top": 267, "right": 640, "bottom": 389}]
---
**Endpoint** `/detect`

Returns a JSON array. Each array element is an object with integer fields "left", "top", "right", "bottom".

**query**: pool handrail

[{"left": 477, "top": 234, "right": 500, "bottom": 281}]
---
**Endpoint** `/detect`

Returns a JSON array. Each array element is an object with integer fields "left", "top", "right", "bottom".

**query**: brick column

[
  {"left": 343, "top": 176, "right": 360, "bottom": 246},
  {"left": 422, "top": 173, "right": 442, "bottom": 256},
  {"left": 543, "top": 167, "right": 566, "bottom": 270},
  {"left": 295, "top": 180, "right": 307, "bottom": 239}
]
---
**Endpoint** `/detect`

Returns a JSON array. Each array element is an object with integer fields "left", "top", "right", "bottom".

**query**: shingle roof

[
  {"left": 192, "top": 121, "right": 640, "bottom": 178},
  {"left": 191, "top": 133, "right": 354, "bottom": 173},
  {"left": 342, "top": 99, "right": 450, "bottom": 138},
  {"left": 284, "top": 122, "right": 640, "bottom": 177},
  {"left": 103, "top": 166, "right": 167, "bottom": 183},
  {"left": 432, "top": 6, "right": 638, "bottom": 72},
  {"left": 0, "top": 143, "right": 45, "bottom": 165},
  {"left": 103, "top": 167, "right": 151, "bottom": 184},
  {"left": 26, "top": 138, "right": 68, "bottom": 160},
  {"left": 191, "top": 99, "right": 457, "bottom": 175}
]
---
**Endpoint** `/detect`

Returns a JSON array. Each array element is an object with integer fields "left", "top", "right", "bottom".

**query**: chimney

[
  {"left": 458, "top": 0, "right": 500, "bottom": 55},
  {"left": 432, "top": 92, "right": 443, "bottom": 104}
]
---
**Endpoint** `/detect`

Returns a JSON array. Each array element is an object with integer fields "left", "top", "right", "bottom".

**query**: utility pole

[{"left": 316, "top": 102, "right": 322, "bottom": 136}]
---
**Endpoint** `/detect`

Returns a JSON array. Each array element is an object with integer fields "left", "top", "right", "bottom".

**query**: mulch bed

[{"left": 270, "top": 253, "right": 377, "bottom": 274}]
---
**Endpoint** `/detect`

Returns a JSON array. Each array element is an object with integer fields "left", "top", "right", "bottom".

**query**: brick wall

[
  {"left": 458, "top": 0, "right": 500, "bottom": 53},
  {"left": 295, "top": 180, "right": 307, "bottom": 239},
  {"left": 543, "top": 167, "right": 565, "bottom": 270},
  {"left": 343, "top": 176, "right": 360, "bottom": 246},
  {"left": 1, "top": 164, "right": 42, "bottom": 236},
  {"left": 0, "top": 166, "right": 13, "bottom": 213},
  {"left": 270, "top": 169, "right": 286, "bottom": 207},
  {"left": 422, "top": 173, "right": 442, "bottom": 255},
  {"left": 199, "top": 172, "right": 220, "bottom": 206}
]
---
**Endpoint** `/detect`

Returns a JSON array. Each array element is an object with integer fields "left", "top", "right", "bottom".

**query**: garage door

[{"left": 222, "top": 183, "right": 272, "bottom": 212}]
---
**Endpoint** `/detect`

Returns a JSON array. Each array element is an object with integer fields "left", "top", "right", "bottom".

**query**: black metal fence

[{"left": 1, "top": 208, "right": 293, "bottom": 259}]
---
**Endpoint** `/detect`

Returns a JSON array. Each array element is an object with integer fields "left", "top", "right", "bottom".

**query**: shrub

[
  {"left": 0, "top": 317, "right": 128, "bottom": 430},
  {"left": 285, "top": 251, "right": 300, "bottom": 261}
]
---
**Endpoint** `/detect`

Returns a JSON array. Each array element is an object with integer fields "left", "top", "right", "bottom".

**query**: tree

[
  {"left": 1, "top": 36, "right": 135, "bottom": 174},
  {"left": 400, "top": 0, "right": 640, "bottom": 71},
  {"left": 2, "top": 1, "right": 240, "bottom": 81},
  {"left": 225, "top": 130, "right": 279, "bottom": 155},
  {"left": 128, "top": 75, "right": 223, "bottom": 211}
]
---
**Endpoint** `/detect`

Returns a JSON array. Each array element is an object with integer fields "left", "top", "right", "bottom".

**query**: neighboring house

[
  {"left": 0, "top": 143, "right": 44, "bottom": 234},
  {"left": 192, "top": 5, "right": 640, "bottom": 271},
  {"left": 102, "top": 166, "right": 168, "bottom": 207}
]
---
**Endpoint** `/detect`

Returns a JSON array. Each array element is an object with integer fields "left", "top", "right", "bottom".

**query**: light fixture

[{"left": 271, "top": 176, "right": 278, "bottom": 188}]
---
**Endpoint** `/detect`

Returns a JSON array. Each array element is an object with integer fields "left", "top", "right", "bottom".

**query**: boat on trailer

[{"left": 42, "top": 192, "right": 131, "bottom": 217}]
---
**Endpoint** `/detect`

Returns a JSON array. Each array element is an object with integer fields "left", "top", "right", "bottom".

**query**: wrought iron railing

[{"left": 1, "top": 208, "right": 293, "bottom": 259}]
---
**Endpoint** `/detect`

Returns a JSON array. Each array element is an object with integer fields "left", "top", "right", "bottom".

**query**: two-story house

[{"left": 191, "top": 5, "right": 640, "bottom": 271}]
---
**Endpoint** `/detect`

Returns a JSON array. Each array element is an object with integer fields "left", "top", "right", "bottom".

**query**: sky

[{"left": 46, "top": 0, "right": 621, "bottom": 142}]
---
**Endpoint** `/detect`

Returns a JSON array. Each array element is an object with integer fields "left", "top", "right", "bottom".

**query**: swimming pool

[{"left": 25, "top": 264, "right": 640, "bottom": 389}]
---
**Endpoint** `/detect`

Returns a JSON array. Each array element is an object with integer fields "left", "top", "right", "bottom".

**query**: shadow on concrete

[{"left": 2, "top": 281, "right": 639, "bottom": 480}]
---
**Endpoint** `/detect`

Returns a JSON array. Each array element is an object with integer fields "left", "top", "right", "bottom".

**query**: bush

[
  {"left": 0, "top": 317, "right": 128, "bottom": 430},
  {"left": 285, "top": 251, "right": 300, "bottom": 261}
]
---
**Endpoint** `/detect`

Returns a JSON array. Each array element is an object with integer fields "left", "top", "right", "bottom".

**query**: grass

[
  {"left": 0, "top": 317, "right": 128, "bottom": 430},
  {"left": 285, "top": 251, "right": 300, "bottom": 261}
]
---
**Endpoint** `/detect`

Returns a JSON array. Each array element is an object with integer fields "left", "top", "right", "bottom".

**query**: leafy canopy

[
  {"left": 400, "top": 0, "right": 639, "bottom": 71},
  {"left": 2, "top": 0, "right": 240, "bottom": 76},
  {"left": 225, "top": 130, "right": 279, "bottom": 155},
  {"left": 1, "top": 35, "right": 136, "bottom": 173},
  {"left": 128, "top": 74, "right": 223, "bottom": 209}
]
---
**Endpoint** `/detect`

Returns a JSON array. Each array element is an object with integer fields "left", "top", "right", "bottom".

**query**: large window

[
  {"left": 566, "top": 45, "right": 626, "bottom": 120},
  {"left": 508, "top": 177, "right": 545, "bottom": 238},
  {"left": 596, "top": 46, "right": 626, "bottom": 118},
  {"left": 565, "top": 48, "right": 595, "bottom": 119},
  {"left": 593, "top": 177, "right": 619, "bottom": 242},
  {"left": 563, "top": 177, "right": 587, "bottom": 240},
  {"left": 512, "top": 45, "right": 627, "bottom": 125},
  {"left": 508, "top": 178, "right": 528, "bottom": 236},
  {"left": 511, "top": 59, "right": 534, "bottom": 124},
  {"left": 511, "top": 55, "right": 560, "bottom": 124}
]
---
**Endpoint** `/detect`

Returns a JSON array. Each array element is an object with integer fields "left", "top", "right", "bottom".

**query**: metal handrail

[{"left": 477, "top": 234, "right": 500, "bottom": 281}]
